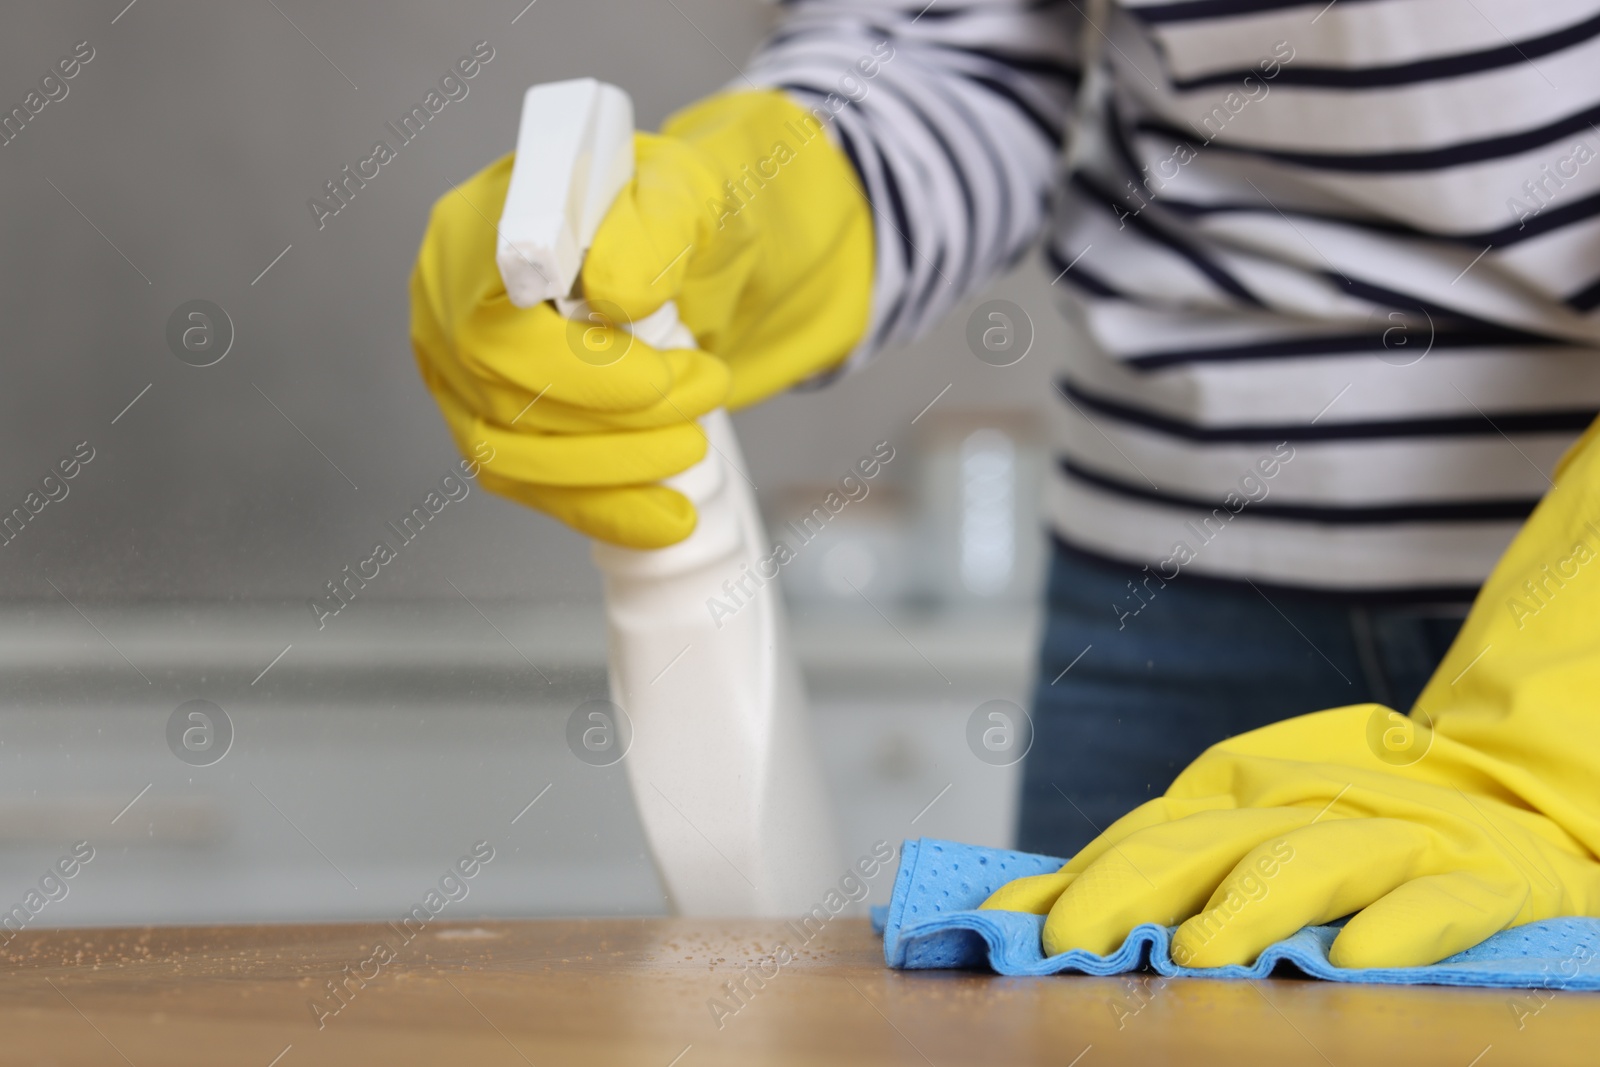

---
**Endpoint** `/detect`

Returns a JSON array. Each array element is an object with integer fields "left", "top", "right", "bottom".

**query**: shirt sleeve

[{"left": 744, "top": 0, "right": 1083, "bottom": 367}]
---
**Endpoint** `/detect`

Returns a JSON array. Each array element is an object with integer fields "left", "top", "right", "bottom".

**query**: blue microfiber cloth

[{"left": 878, "top": 838, "right": 1600, "bottom": 989}]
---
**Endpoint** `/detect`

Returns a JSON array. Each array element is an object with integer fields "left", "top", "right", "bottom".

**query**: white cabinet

[{"left": 0, "top": 601, "right": 1038, "bottom": 925}]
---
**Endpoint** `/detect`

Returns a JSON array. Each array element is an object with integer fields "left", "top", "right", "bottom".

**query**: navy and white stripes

[{"left": 749, "top": 0, "right": 1600, "bottom": 594}]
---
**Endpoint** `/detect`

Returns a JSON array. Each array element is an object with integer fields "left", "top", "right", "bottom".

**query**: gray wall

[{"left": 0, "top": 0, "right": 1065, "bottom": 606}]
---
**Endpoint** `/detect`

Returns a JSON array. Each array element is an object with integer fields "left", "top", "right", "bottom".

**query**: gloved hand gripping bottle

[{"left": 497, "top": 80, "right": 842, "bottom": 916}]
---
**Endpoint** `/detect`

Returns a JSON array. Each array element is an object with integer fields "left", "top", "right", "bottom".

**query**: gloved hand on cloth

[
  {"left": 410, "top": 90, "right": 872, "bottom": 549},
  {"left": 982, "top": 419, "right": 1600, "bottom": 969}
]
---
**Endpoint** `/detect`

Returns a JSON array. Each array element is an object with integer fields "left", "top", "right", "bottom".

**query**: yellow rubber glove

[
  {"left": 588, "top": 89, "right": 873, "bottom": 409},
  {"left": 410, "top": 89, "right": 873, "bottom": 548},
  {"left": 981, "top": 418, "right": 1600, "bottom": 970}
]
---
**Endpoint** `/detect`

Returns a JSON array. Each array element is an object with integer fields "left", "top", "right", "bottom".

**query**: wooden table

[{"left": 0, "top": 917, "right": 1591, "bottom": 1066}]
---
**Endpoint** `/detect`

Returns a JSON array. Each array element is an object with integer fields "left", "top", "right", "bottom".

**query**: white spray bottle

[{"left": 495, "top": 79, "right": 842, "bottom": 915}]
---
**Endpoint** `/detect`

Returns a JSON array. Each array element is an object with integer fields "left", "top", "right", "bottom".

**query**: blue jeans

[{"left": 1017, "top": 538, "right": 1468, "bottom": 859}]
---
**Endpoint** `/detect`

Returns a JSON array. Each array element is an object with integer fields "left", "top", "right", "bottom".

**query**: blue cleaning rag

[{"left": 877, "top": 838, "right": 1600, "bottom": 989}]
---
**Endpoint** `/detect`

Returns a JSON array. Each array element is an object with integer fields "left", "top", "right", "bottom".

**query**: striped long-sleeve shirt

[{"left": 746, "top": 0, "right": 1600, "bottom": 597}]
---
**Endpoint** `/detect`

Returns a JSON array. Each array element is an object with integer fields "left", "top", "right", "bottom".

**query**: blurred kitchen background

[{"left": 0, "top": 0, "right": 1075, "bottom": 925}]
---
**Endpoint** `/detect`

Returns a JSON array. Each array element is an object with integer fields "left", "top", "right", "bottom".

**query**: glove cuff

[{"left": 662, "top": 89, "right": 875, "bottom": 407}]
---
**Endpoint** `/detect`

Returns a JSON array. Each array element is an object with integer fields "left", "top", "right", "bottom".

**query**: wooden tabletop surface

[{"left": 0, "top": 917, "right": 1591, "bottom": 1066}]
